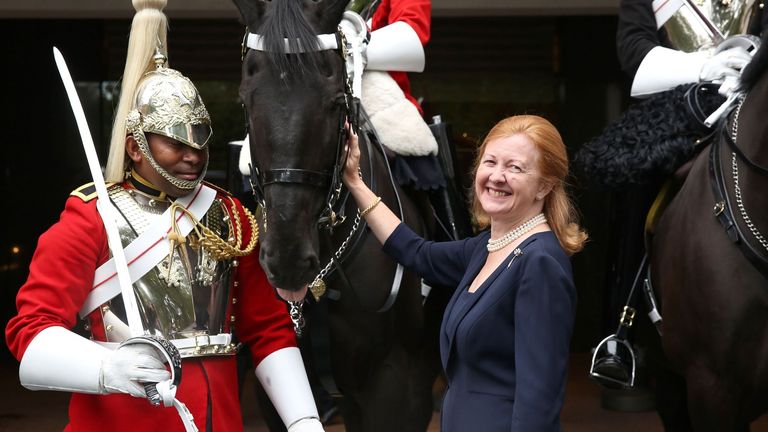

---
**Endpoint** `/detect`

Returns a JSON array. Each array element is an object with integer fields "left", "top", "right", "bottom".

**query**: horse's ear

[
  {"left": 232, "top": 0, "right": 267, "bottom": 31},
  {"left": 303, "top": 0, "right": 348, "bottom": 32}
]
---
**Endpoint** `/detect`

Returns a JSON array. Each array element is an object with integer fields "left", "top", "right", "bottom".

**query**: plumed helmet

[
  {"left": 126, "top": 53, "right": 212, "bottom": 151},
  {"left": 104, "top": 0, "right": 212, "bottom": 191},
  {"left": 120, "top": 50, "right": 211, "bottom": 191}
]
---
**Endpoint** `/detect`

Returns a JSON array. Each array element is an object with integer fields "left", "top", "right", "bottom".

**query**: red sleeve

[
  {"left": 371, "top": 0, "right": 431, "bottom": 44},
  {"left": 229, "top": 198, "right": 297, "bottom": 366},
  {"left": 5, "top": 197, "right": 108, "bottom": 360}
]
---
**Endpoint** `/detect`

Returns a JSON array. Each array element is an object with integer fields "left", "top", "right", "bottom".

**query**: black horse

[
  {"left": 232, "top": 1, "right": 448, "bottom": 430},
  {"left": 650, "top": 35, "right": 768, "bottom": 431}
]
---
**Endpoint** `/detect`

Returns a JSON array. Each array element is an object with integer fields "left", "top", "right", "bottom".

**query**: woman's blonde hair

[
  {"left": 470, "top": 115, "right": 587, "bottom": 255},
  {"left": 104, "top": 0, "right": 169, "bottom": 183}
]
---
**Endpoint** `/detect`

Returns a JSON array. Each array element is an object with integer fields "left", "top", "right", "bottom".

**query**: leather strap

[{"left": 709, "top": 129, "right": 768, "bottom": 279}]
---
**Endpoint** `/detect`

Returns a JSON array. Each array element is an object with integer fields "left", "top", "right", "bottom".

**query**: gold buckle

[
  {"left": 619, "top": 306, "right": 636, "bottom": 328},
  {"left": 713, "top": 201, "right": 725, "bottom": 216},
  {"left": 240, "top": 27, "right": 249, "bottom": 61}
]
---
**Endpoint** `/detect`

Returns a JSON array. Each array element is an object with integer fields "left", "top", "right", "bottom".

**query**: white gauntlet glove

[
  {"left": 100, "top": 343, "right": 170, "bottom": 398},
  {"left": 255, "top": 347, "right": 324, "bottom": 432},
  {"left": 699, "top": 46, "right": 752, "bottom": 83},
  {"left": 20, "top": 327, "right": 169, "bottom": 400}
]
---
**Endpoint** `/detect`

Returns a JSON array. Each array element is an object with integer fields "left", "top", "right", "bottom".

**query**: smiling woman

[
  {"left": 473, "top": 133, "right": 551, "bottom": 243},
  {"left": 342, "top": 114, "right": 587, "bottom": 432},
  {"left": 470, "top": 115, "right": 586, "bottom": 256}
]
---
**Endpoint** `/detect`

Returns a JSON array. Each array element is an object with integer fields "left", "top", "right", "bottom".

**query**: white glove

[
  {"left": 100, "top": 343, "right": 170, "bottom": 398},
  {"left": 631, "top": 47, "right": 707, "bottom": 97},
  {"left": 699, "top": 46, "right": 752, "bottom": 83}
]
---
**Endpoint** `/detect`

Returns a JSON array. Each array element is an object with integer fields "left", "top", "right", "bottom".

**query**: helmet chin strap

[{"left": 133, "top": 130, "right": 208, "bottom": 191}]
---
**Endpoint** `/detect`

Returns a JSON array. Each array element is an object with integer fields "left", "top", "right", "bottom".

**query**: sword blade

[
  {"left": 53, "top": 47, "right": 145, "bottom": 337},
  {"left": 682, "top": 0, "right": 725, "bottom": 45}
]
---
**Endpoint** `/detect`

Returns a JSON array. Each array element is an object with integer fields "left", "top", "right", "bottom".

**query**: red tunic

[
  {"left": 5, "top": 183, "right": 296, "bottom": 432},
  {"left": 370, "top": 0, "right": 431, "bottom": 114}
]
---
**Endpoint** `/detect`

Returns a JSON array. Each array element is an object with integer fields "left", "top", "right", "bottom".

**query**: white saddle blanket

[{"left": 361, "top": 70, "right": 438, "bottom": 156}]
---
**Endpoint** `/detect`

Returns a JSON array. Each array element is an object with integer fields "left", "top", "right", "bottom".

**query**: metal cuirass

[
  {"left": 92, "top": 185, "right": 239, "bottom": 358},
  {"left": 659, "top": 0, "right": 761, "bottom": 52}
]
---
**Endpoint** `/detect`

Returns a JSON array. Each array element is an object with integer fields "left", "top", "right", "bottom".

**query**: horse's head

[{"left": 233, "top": 0, "right": 351, "bottom": 296}]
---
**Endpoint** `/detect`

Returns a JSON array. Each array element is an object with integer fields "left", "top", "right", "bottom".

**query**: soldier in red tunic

[{"left": 5, "top": 1, "right": 324, "bottom": 431}]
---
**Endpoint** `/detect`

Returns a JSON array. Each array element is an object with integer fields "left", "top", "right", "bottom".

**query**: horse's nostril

[{"left": 303, "top": 255, "right": 319, "bottom": 272}]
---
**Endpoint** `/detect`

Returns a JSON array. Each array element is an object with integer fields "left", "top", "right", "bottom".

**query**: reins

[{"left": 709, "top": 95, "right": 768, "bottom": 279}]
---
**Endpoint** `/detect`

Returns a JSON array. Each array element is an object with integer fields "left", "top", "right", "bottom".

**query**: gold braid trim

[
  {"left": 226, "top": 196, "right": 244, "bottom": 250},
  {"left": 167, "top": 199, "right": 259, "bottom": 261}
]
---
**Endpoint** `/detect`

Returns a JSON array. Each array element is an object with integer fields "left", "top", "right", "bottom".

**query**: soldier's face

[{"left": 129, "top": 133, "right": 208, "bottom": 197}]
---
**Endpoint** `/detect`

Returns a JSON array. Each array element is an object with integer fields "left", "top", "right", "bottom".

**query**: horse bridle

[
  {"left": 709, "top": 94, "right": 768, "bottom": 279},
  {"left": 241, "top": 27, "right": 358, "bottom": 231},
  {"left": 239, "top": 24, "right": 409, "bottom": 330}
]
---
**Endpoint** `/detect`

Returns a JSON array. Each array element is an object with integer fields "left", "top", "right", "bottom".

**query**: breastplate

[
  {"left": 94, "top": 186, "right": 238, "bottom": 357},
  {"left": 660, "top": 0, "right": 760, "bottom": 52}
]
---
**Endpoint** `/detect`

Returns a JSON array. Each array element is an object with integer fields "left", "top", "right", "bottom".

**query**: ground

[{"left": 3, "top": 353, "right": 768, "bottom": 431}]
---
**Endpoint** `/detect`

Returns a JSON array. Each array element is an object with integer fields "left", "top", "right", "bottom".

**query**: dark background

[{"left": 0, "top": 14, "right": 630, "bottom": 363}]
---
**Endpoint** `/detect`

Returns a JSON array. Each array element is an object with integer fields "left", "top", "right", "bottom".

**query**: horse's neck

[
  {"left": 718, "top": 77, "right": 768, "bottom": 241},
  {"left": 738, "top": 78, "right": 768, "bottom": 167}
]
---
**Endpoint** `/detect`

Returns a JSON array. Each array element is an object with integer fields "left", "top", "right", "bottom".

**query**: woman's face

[{"left": 474, "top": 133, "right": 549, "bottom": 224}]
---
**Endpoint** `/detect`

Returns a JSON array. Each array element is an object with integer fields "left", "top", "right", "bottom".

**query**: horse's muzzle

[{"left": 259, "top": 243, "right": 320, "bottom": 290}]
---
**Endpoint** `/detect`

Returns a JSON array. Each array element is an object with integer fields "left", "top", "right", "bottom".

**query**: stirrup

[{"left": 590, "top": 334, "right": 637, "bottom": 389}]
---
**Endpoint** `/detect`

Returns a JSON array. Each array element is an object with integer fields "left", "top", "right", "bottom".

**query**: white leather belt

[{"left": 97, "top": 333, "right": 234, "bottom": 359}]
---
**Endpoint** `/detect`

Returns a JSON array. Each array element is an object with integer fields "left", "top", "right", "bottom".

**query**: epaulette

[
  {"left": 203, "top": 181, "right": 233, "bottom": 198},
  {"left": 70, "top": 182, "right": 115, "bottom": 202}
]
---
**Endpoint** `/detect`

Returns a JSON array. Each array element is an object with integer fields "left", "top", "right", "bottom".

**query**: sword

[
  {"left": 682, "top": 0, "right": 725, "bottom": 45},
  {"left": 52, "top": 47, "right": 145, "bottom": 337},
  {"left": 53, "top": 46, "right": 199, "bottom": 432}
]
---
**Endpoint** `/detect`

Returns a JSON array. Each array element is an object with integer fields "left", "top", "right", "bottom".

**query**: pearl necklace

[{"left": 487, "top": 213, "right": 547, "bottom": 252}]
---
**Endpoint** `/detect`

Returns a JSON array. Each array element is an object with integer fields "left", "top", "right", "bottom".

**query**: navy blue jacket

[{"left": 383, "top": 224, "right": 576, "bottom": 431}]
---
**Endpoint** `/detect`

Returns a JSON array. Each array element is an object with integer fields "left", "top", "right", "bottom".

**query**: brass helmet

[{"left": 125, "top": 51, "right": 212, "bottom": 190}]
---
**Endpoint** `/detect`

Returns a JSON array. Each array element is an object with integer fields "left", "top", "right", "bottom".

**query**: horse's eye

[
  {"left": 316, "top": 55, "right": 333, "bottom": 78},
  {"left": 245, "top": 60, "right": 259, "bottom": 77}
]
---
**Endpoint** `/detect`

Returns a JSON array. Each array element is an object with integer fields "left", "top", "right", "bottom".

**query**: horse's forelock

[
  {"left": 260, "top": 0, "right": 323, "bottom": 77},
  {"left": 740, "top": 33, "right": 768, "bottom": 92}
]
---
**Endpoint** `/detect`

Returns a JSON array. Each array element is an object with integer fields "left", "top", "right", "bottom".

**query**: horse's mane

[
  {"left": 740, "top": 32, "right": 768, "bottom": 92},
  {"left": 258, "top": 0, "right": 342, "bottom": 78}
]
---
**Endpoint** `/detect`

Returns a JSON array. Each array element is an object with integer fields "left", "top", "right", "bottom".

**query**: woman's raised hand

[{"left": 342, "top": 126, "right": 363, "bottom": 189}]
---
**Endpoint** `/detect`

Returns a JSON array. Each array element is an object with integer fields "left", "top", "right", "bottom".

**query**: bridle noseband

[{"left": 241, "top": 27, "right": 358, "bottom": 230}]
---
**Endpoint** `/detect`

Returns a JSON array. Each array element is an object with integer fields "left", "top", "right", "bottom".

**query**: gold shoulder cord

[{"left": 167, "top": 198, "right": 259, "bottom": 262}]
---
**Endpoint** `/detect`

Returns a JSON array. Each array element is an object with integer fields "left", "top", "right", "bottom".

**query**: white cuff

[
  {"left": 366, "top": 21, "right": 425, "bottom": 72},
  {"left": 631, "top": 47, "right": 708, "bottom": 98},
  {"left": 254, "top": 347, "right": 320, "bottom": 429},
  {"left": 19, "top": 326, "right": 112, "bottom": 394}
]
